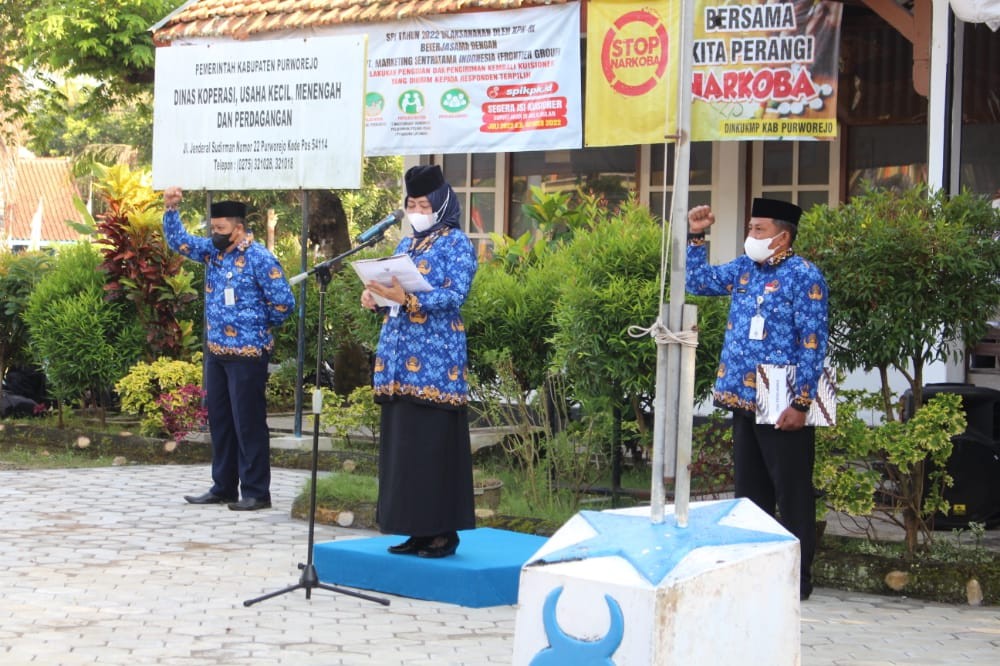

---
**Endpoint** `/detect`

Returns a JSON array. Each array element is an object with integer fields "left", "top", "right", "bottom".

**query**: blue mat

[{"left": 313, "top": 528, "right": 547, "bottom": 608}]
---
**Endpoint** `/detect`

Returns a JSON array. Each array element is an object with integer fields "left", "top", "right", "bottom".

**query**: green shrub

[
  {"left": 265, "top": 361, "right": 299, "bottom": 413},
  {"left": 115, "top": 354, "right": 203, "bottom": 435},
  {"left": 24, "top": 243, "right": 144, "bottom": 417},
  {"left": 0, "top": 251, "right": 51, "bottom": 388},
  {"left": 815, "top": 389, "right": 967, "bottom": 554},
  {"left": 320, "top": 385, "right": 379, "bottom": 449}
]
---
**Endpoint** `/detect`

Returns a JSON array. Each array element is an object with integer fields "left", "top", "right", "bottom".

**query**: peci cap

[
  {"left": 210, "top": 200, "right": 247, "bottom": 219},
  {"left": 404, "top": 165, "right": 446, "bottom": 198},
  {"left": 751, "top": 197, "right": 803, "bottom": 225}
]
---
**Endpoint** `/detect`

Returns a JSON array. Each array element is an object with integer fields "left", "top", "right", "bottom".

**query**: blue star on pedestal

[{"left": 529, "top": 499, "right": 795, "bottom": 585}]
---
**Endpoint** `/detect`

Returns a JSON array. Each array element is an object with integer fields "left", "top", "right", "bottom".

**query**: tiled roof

[
  {"left": 4, "top": 157, "right": 84, "bottom": 245},
  {"left": 154, "top": 0, "right": 571, "bottom": 43}
]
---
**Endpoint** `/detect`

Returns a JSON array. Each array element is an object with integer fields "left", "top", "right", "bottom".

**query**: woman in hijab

[{"left": 360, "top": 165, "right": 478, "bottom": 558}]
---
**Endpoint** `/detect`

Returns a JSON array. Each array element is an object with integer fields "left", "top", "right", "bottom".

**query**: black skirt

[{"left": 376, "top": 399, "right": 476, "bottom": 536}]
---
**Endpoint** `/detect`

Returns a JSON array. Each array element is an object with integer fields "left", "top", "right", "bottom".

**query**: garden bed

[
  {"left": 0, "top": 420, "right": 378, "bottom": 473},
  {"left": 814, "top": 534, "right": 1000, "bottom": 605}
]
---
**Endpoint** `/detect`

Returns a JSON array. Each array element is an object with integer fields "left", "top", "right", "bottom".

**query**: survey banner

[{"left": 363, "top": 3, "right": 582, "bottom": 155}]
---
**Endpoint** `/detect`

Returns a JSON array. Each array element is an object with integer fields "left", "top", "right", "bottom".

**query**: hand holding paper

[{"left": 353, "top": 254, "right": 432, "bottom": 308}]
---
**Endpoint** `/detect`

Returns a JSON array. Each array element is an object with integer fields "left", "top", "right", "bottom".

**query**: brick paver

[{"left": 1, "top": 465, "right": 999, "bottom": 665}]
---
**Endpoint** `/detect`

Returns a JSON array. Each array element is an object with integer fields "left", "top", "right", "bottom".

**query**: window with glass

[
  {"left": 509, "top": 146, "right": 638, "bottom": 239},
  {"left": 647, "top": 142, "right": 714, "bottom": 221},
  {"left": 753, "top": 140, "right": 838, "bottom": 211},
  {"left": 845, "top": 126, "right": 926, "bottom": 197},
  {"left": 440, "top": 153, "right": 501, "bottom": 256},
  {"left": 959, "top": 24, "right": 1000, "bottom": 198}
]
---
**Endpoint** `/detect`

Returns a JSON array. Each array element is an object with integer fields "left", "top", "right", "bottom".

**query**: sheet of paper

[
  {"left": 768, "top": 367, "right": 788, "bottom": 417},
  {"left": 351, "top": 254, "right": 432, "bottom": 307}
]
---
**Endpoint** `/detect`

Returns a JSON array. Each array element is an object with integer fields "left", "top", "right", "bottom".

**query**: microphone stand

[{"left": 245, "top": 233, "right": 390, "bottom": 608}]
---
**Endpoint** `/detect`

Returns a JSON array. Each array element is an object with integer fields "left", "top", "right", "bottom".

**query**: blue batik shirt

[
  {"left": 372, "top": 226, "right": 478, "bottom": 407},
  {"left": 687, "top": 240, "right": 829, "bottom": 413},
  {"left": 163, "top": 209, "right": 295, "bottom": 358}
]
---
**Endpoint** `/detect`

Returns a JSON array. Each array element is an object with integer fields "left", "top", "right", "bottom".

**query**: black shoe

[
  {"left": 417, "top": 532, "right": 459, "bottom": 559},
  {"left": 388, "top": 536, "right": 429, "bottom": 555},
  {"left": 228, "top": 498, "right": 272, "bottom": 511},
  {"left": 184, "top": 491, "right": 238, "bottom": 505}
]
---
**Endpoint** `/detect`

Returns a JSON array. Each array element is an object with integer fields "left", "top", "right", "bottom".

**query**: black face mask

[{"left": 211, "top": 231, "right": 233, "bottom": 251}]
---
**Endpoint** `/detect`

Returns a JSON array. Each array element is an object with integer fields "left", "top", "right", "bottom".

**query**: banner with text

[
  {"left": 362, "top": 3, "right": 581, "bottom": 156},
  {"left": 152, "top": 36, "right": 366, "bottom": 190},
  {"left": 585, "top": 0, "right": 681, "bottom": 147},
  {"left": 691, "top": 0, "right": 842, "bottom": 141}
]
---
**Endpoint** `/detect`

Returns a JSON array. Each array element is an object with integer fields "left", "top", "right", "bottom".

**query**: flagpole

[{"left": 651, "top": 0, "right": 698, "bottom": 527}]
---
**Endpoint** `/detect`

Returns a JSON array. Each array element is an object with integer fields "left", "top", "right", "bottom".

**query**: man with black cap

[
  {"left": 686, "top": 198, "right": 829, "bottom": 600},
  {"left": 360, "top": 165, "right": 478, "bottom": 558},
  {"left": 162, "top": 186, "right": 295, "bottom": 511}
]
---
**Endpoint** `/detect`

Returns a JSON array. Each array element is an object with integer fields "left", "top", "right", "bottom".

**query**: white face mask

[
  {"left": 407, "top": 212, "right": 435, "bottom": 232},
  {"left": 744, "top": 234, "right": 781, "bottom": 262},
  {"left": 406, "top": 191, "right": 449, "bottom": 233}
]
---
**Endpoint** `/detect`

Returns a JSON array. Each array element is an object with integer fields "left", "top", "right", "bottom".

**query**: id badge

[
  {"left": 224, "top": 287, "right": 236, "bottom": 306},
  {"left": 749, "top": 315, "right": 765, "bottom": 340}
]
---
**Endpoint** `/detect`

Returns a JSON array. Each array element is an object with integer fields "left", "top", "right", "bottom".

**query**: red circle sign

[{"left": 601, "top": 9, "right": 669, "bottom": 97}]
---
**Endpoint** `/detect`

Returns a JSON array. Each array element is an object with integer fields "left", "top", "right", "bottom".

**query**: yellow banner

[
  {"left": 585, "top": 0, "right": 680, "bottom": 147},
  {"left": 691, "top": 0, "right": 842, "bottom": 141}
]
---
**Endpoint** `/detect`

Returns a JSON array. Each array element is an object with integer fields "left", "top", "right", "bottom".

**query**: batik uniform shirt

[
  {"left": 372, "top": 226, "right": 478, "bottom": 407},
  {"left": 686, "top": 240, "right": 829, "bottom": 413},
  {"left": 163, "top": 209, "right": 295, "bottom": 358}
]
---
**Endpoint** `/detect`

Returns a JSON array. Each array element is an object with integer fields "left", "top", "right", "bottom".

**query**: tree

[
  {"left": 22, "top": 76, "right": 150, "bottom": 163},
  {"left": 267, "top": 156, "right": 403, "bottom": 395},
  {"left": 1, "top": 0, "right": 182, "bottom": 115},
  {"left": 798, "top": 185, "right": 1000, "bottom": 415},
  {"left": 798, "top": 185, "right": 1000, "bottom": 552}
]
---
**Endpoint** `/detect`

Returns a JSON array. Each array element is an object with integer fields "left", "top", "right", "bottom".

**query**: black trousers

[
  {"left": 204, "top": 352, "right": 271, "bottom": 501},
  {"left": 732, "top": 411, "right": 816, "bottom": 594}
]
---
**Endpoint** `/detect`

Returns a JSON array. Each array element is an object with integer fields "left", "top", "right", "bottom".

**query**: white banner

[
  {"left": 361, "top": 4, "right": 581, "bottom": 156},
  {"left": 152, "top": 36, "right": 367, "bottom": 190}
]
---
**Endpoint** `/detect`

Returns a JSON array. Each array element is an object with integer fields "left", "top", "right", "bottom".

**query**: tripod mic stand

[{"left": 245, "top": 239, "right": 390, "bottom": 608}]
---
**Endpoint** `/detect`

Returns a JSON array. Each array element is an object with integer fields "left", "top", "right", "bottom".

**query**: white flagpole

[{"left": 651, "top": 0, "right": 698, "bottom": 526}]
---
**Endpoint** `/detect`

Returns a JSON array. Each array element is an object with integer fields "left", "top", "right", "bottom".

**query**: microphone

[
  {"left": 286, "top": 209, "right": 405, "bottom": 286},
  {"left": 288, "top": 270, "right": 310, "bottom": 287},
  {"left": 356, "top": 209, "right": 404, "bottom": 243}
]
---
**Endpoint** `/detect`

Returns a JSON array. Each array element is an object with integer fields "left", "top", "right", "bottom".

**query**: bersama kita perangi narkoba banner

[
  {"left": 691, "top": 0, "right": 842, "bottom": 140},
  {"left": 586, "top": 0, "right": 842, "bottom": 145},
  {"left": 362, "top": 3, "right": 582, "bottom": 156}
]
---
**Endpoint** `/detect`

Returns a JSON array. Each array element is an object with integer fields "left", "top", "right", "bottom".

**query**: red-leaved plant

[
  {"left": 156, "top": 384, "right": 207, "bottom": 441},
  {"left": 92, "top": 165, "right": 199, "bottom": 359}
]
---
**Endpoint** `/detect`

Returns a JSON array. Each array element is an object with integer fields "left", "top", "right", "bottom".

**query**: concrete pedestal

[{"left": 512, "top": 498, "right": 801, "bottom": 665}]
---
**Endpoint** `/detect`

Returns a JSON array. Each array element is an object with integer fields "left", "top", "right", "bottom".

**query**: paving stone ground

[{"left": 1, "top": 464, "right": 999, "bottom": 665}]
